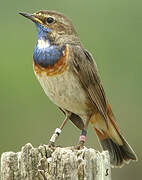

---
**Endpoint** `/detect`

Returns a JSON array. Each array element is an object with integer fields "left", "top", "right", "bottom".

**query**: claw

[
  {"left": 48, "top": 141, "right": 55, "bottom": 148},
  {"left": 75, "top": 141, "right": 85, "bottom": 150},
  {"left": 48, "top": 141, "right": 62, "bottom": 148}
]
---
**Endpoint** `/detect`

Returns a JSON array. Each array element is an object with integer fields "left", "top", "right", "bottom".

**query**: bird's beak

[{"left": 19, "top": 12, "right": 39, "bottom": 23}]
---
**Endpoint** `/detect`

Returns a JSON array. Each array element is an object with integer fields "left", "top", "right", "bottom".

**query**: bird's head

[{"left": 19, "top": 10, "right": 79, "bottom": 45}]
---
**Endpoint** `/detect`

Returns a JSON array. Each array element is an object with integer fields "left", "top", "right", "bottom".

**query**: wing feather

[{"left": 71, "top": 46, "right": 108, "bottom": 124}]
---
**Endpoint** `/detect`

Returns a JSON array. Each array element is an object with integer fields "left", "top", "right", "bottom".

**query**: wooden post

[{"left": 0, "top": 143, "right": 111, "bottom": 180}]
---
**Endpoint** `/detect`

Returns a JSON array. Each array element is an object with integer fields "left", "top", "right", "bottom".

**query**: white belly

[{"left": 35, "top": 68, "right": 90, "bottom": 117}]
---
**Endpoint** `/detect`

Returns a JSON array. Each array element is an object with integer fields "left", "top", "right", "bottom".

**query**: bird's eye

[{"left": 46, "top": 17, "right": 54, "bottom": 24}]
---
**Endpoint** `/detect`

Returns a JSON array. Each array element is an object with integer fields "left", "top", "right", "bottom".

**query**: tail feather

[
  {"left": 100, "top": 137, "right": 123, "bottom": 166},
  {"left": 99, "top": 134, "right": 137, "bottom": 167},
  {"left": 91, "top": 103, "right": 137, "bottom": 167}
]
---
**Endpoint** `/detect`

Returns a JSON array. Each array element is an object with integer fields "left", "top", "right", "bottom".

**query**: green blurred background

[{"left": 0, "top": 0, "right": 141, "bottom": 179}]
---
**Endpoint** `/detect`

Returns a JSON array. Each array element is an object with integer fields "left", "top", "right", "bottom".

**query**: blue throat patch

[{"left": 33, "top": 23, "right": 65, "bottom": 68}]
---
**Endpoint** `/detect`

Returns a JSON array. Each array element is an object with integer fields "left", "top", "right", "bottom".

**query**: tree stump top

[{"left": 0, "top": 143, "right": 111, "bottom": 180}]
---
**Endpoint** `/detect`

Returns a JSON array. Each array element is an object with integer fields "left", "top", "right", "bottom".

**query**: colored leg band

[
  {"left": 55, "top": 128, "right": 61, "bottom": 136},
  {"left": 50, "top": 133, "right": 58, "bottom": 143},
  {"left": 79, "top": 129, "right": 87, "bottom": 142},
  {"left": 79, "top": 135, "right": 86, "bottom": 142},
  {"left": 81, "top": 129, "right": 87, "bottom": 136},
  {"left": 50, "top": 128, "right": 62, "bottom": 143}
]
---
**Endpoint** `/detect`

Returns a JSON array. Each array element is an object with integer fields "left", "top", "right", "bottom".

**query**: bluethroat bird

[{"left": 19, "top": 10, "right": 137, "bottom": 167}]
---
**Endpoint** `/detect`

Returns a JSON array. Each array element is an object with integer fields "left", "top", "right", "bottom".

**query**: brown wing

[{"left": 71, "top": 46, "right": 108, "bottom": 124}]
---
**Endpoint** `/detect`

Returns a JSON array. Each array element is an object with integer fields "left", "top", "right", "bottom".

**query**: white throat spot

[{"left": 37, "top": 39, "right": 50, "bottom": 49}]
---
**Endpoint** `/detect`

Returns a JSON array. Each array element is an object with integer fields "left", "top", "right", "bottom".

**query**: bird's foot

[
  {"left": 44, "top": 142, "right": 54, "bottom": 158},
  {"left": 47, "top": 141, "right": 62, "bottom": 157},
  {"left": 48, "top": 141, "right": 56, "bottom": 149},
  {"left": 48, "top": 141, "right": 61, "bottom": 148},
  {"left": 75, "top": 141, "right": 85, "bottom": 150}
]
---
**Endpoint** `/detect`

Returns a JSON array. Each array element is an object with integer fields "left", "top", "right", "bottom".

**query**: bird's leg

[
  {"left": 76, "top": 117, "right": 90, "bottom": 149},
  {"left": 48, "top": 112, "right": 71, "bottom": 147}
]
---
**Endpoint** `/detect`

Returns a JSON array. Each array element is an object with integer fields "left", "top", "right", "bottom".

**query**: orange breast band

[{"left": 34, "top": 45, "right": 68, "bottom": 76}]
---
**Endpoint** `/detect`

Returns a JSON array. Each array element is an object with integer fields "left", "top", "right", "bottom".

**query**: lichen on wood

[{"left": 0, "top": 143, "right": 111, "bottom": 180}]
